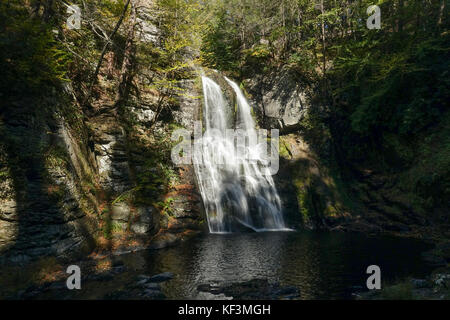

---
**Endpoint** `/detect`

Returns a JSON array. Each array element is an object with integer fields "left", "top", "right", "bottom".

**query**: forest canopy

[{"left": 0, "top": 0, "right": 448, "bottom": 173}]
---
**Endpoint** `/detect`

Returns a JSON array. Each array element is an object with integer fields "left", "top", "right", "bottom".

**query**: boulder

[
  {"left": 130, "top": 207, "right": 154, "bottom": 234},
  {"left": 245, "top": 69, "right": 310, "bottom": 130},
  {"left": 111, "top": 203, "right": 130, "bottom": 222}
]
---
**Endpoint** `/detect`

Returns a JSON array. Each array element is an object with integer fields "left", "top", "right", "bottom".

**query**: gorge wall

[
  {"left": 0, "top": 82, "right": 205, "bottom": 265},
  {"left": 244, "top": 67, "right": 448, "bottom": 241},
  {"left": 1, "top": 63, "right": 446, "bottom": 266},
  {"left": 0, "top": 3, "right": 206, "bottom": 264}
]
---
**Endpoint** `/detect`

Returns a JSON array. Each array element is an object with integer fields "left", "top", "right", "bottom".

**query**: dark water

[
  {"left": 80, "top": 231, "right": 433, "bottom": 300},
  {"left": 36, "top": 231, "right": 434, "bottom": 300}
]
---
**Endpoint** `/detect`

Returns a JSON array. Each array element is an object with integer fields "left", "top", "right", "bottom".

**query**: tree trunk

[
  {"left": 116, "top": 1, "right": 137, "bottom": 107},
  {"left": 83, "top": 0, "right": 131, "bottom": 109},
  {"left": 320, "top": 0, "right": 326, "bottom": 75},
  {"left": 398, "top": 0, "right": 404, "bottom": 32},
  {"left": 281, "top": 1, "right": 287, "bottom": 54},
  {"left": 32, "top": 0, "right": 41, "bottom": 17},
  {"left": 438, "top": 0, "right": 445, "bottom": 27},
  {"left": 43, "top": 0, "right": 54, "bottom": 22}
]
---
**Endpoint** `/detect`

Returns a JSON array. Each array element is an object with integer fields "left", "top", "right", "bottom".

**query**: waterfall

[{"left": 193, "top": 75, "right": 288, "bottom": 233}]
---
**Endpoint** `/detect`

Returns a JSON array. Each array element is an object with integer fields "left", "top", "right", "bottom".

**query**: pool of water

[
  {"left": 69, "top": 230, "right": 433, "bottom": 300},
  {"left": 29, "top": 230, "right": 434, "bottom": 300}
]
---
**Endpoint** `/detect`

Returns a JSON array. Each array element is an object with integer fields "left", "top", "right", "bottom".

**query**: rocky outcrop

[
  {"left": 164, "top": 166, "right": 205, "bottom": 233},
  {"left": 274, "top": 133, "right": 352, "bottom": 230},
  {"left": 240, "top": 69, "right": 341, "bottom": 230},
  {"left": 244, "top": 68, "right": 311, "bottom": 130},
  {"left": 172, "top": 79, "right": 202, "bottom": 130},
  {"left": 0, "top": 106, "right": 100, "bottom": 264},
  {"left": 0, "top": 0, "right": 206, "bottom": 270},
  {"left": 245, "top": 68, "right": 443, "bottom": 239},
  {"left": 85, "top": 81, "right": 204, "bottom": 253},
  {"left": 0, "top": 63, "right": 205, "bottom": 264},
  {"left": 197, "top": 278, "right": 300, "bottom": 300},
  {"left": 136, "top": 4, "right": 161, "bottom": 45},
  {"left": 90, "top": 113, "right": 133, "bottom": 194}
]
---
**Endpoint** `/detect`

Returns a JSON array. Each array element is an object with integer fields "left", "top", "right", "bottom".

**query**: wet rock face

[
  {"left": 107, "top": 202, "right": 156, "bottom": 236},
  {"left": 245, "top": 69, "right": 311, "bottom": 130},
  {"left": 130, "top": 107, "right": 156, "bottom": 124}
]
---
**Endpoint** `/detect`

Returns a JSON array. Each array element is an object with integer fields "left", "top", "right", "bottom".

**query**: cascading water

[{"left": 193, "top": 75, "right": 288, "bottom": 233}]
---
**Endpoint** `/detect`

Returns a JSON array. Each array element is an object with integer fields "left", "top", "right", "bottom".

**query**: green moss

[
  {"left": 111, "top": 189, "right": 134, "bottom": 205},
  {"left": 279, "top": 137, "right": 292, "bottom": 159},
  {"left": 123, "top": 123, "right": 180, "bottom": 208},
  {"left": 287, "top": 152, "right": 356, "bottom": 227},
  {"left": 399, "top": 113, "right": 450, "bottom": 210},
  {"left": 291, "top": 160, "right": 314, "bottom": 224},
  {"left": 327, "top": 167, "right": 359, "bottom": 214},
  {"left": 0, "top": 167, "right": 10, "bottom": 179},
  {"left": 325, "top": 204, "right": 339, "bottom": 217},
  {"left": 296, "top": 186, "right": 311, "bottom": 223},
  {"left": 44, "top": 145, "right": 70, "bottom": 171},
  {"left": 156, "top": 197, "right": 174, "bottom": 216},
  {"left": 102, "top": 221, "right": 125, "bottom": 239},
  {"left": 169, "top": 122, "right": 186, "bottom": 132}
]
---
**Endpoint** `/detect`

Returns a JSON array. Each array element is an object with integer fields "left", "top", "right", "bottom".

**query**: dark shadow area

[{"left": 0, "top": 98, "right": 99, "bottom": 298}]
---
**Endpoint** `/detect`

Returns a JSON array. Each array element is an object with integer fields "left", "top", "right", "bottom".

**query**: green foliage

[
  {"left": 111, "top": 189, "right": 134, "bottom": 205},
  {"left": 321, "top": 0, "right": 450, "bottom": 215},
  {"left": 200, "top": 6, "right": 242, "bottom": 73},
  {"left": 278, "top": 137, "right": 292, "bottom": 159},
  {"left": 155, "top": 197, "right": 174, "bottom": 216},
  {"left": 0, "top": 1, "right": 71, "bottom": 102},
  {"left": 334, "top": 35, "right": 449, "bottom": 139},
  {"left": 242, "top": 44, "right": 272, "bottom": 73},
  {"left": 129, "top": 129, "right": 180, "bottom": 207},
  {"left": 199, "top": 0, "right": 344, "bottom": 78},
  {"left": 102, "top": 221, "right": 125, "bottom": 239}
]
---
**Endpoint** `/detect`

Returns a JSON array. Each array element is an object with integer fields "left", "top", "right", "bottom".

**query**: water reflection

[{"left": 129, "top": 231, "right": 432, "bottom": 299}]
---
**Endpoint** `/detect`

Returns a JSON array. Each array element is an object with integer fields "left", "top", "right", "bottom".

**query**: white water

[{"left": 193, "top": 76, "right": 287, "bottom": 233}]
